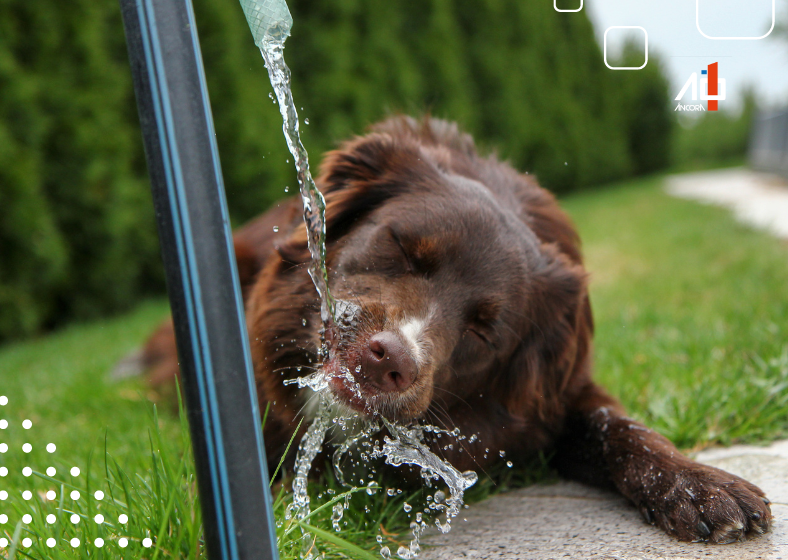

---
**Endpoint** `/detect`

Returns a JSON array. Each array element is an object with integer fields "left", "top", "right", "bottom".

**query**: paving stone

[
  {"left": 423, "top": 440, "right": 788, "bottom": 559},
  {"left": 665, "top": 168, "right": 788, "bottom": 239}
]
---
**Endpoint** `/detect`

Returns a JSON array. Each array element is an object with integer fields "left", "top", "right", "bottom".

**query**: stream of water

[{"left": 257, "top": 15, "right": 477, "bottom": 558}]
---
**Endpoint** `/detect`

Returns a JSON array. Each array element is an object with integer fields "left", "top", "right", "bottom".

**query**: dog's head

[{"left": 252, "top": 117, "right": 589, "bottom": 426}]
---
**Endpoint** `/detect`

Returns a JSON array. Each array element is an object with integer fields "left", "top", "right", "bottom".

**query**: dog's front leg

[{"left": 554, "top": 382, "right": 771, "bottom": 543}]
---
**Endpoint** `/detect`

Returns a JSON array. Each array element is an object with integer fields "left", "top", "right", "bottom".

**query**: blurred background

[{"left": 0, "top": 0, "right": 785, "bottom": 343}]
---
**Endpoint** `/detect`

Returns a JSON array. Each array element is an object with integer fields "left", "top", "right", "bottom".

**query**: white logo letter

[{"left": 675, "top": 73, "right": 698, "bottom": 101}]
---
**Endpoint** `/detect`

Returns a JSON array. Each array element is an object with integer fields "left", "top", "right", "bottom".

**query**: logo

[{"left": 675, "top": 62, "right": 726, "bottom": 112}]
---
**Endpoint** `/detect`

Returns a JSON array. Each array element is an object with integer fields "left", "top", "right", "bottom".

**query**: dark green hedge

[{"left": 0, "top": 0, "right": 672, "bottom": 341}]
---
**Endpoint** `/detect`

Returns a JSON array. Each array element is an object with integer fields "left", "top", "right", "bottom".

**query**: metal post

[{"left": 118, "top": 0, "right": 279, "bottom": 558}]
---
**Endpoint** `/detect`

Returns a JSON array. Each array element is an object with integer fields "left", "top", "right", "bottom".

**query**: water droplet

[
  {"left": 403, "top": 503, "right": 412, "bottom": 512},
  {"left": 304, "top": 118, "right": 310, "bottom": 125},
  {"left": 273, "top": 226, "right": 279, "bottom": 233},
  {"left": 284, "top": 186, "right": 289, "bottom": 193},
  {"left": 506, "top": 461, "right": 513, "bottom": 468},
  {"left": 564, "top": 161, "right": 568, "bottom": 166},
  {"left": 499, "top": 450, "right": 506, "bottom": 458}
]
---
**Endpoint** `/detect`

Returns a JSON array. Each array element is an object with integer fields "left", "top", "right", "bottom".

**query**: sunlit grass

[{"left": 564, "top": 174, "right": 788, "bottom": 450}]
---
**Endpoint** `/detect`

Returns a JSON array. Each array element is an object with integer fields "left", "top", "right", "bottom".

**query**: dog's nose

[{"left": 361, "top": 331, "right": 417, "bottom": 392}]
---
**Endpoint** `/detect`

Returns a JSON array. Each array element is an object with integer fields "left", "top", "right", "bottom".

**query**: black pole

[{"left": 119, "top": 0, "right": 279, "bottom": 558}]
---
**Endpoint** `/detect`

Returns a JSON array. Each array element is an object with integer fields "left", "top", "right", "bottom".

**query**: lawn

[{"left": 1, "top": 173, "right": 787, "bottom": 558}]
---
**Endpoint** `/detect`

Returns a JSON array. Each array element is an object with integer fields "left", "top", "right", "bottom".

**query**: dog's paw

[{"left": 637, "top": 462, "right": 771, "bottom": 543}]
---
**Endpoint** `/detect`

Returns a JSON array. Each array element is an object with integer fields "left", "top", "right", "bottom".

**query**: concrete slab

[
  {"left": 665, "top": 168, "right": 788, "bottom": 240},
  {"left": 423, "top": 440, "right": 788, "bottom": 559}
]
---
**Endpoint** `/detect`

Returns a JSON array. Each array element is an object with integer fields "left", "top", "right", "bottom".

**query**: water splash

[
  {"left": 328, "top": 416, "right": 478, "bottom": 557},
  {"left": 376, "top": 419, "right": 478, "bottom": 537}
]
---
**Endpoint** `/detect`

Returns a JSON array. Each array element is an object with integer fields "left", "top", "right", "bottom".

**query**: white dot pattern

[{"left": 0, "top": 401, "right": 149, "bottom": 551}]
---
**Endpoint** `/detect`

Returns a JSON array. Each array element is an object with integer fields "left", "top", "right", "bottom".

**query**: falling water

[
  {"left": 242, "top": 1, "right": 477, "bottom": 556},
  {"left": 260, "top": 39, "right": 335, "bottom": 327}
]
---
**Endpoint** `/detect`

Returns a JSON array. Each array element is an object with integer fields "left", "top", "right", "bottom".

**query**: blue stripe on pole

[
  {"left": 136, "top": 0, "right": 235, "bottom": 556},
  {"left": 180, "top": 0, "right": 278, "bottom": 547}
]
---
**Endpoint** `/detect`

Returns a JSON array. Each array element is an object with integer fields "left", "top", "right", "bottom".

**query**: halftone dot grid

[
  {"left": 0, "top": 396, "right": 150, "bottom": 550},
  {"left": 696, "top": 0, "right": 775, "bottom": 40},
  {"left": 603, "top": 26, "right": 648, "bottom": 70}
]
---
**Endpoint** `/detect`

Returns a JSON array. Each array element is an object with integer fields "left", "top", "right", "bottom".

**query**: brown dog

[{"left": 143, "top": 116, "right": 771, "bottom": 543}]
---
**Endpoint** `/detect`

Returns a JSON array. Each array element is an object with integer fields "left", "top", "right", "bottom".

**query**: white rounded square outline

[
  {"left": 696, "top": 0, "right": 775, "bottom": 40},
  {"left": 554, "top": 0, "right": 583, "bottom": 13},
  {"left": 603, "top": 27, "right": 648, "bottom": 70}
]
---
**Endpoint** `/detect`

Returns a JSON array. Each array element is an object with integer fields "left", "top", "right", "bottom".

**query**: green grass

[
  {"left": 563, "top": 176, "right": 788, "bottom": 450},
  {"left": 1, "top": 173, "right": 788, "bottom": 558}
]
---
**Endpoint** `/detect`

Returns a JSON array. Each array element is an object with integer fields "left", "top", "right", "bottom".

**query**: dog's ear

[
  {"left": 233, "top": 238, "right": 263, "bottom": 297},
  {"left": 277, "top": 132, "right": 438, "bottom": 264},
  {"left": 498, "top": 244, "right": 592, "bottom": 422}
]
